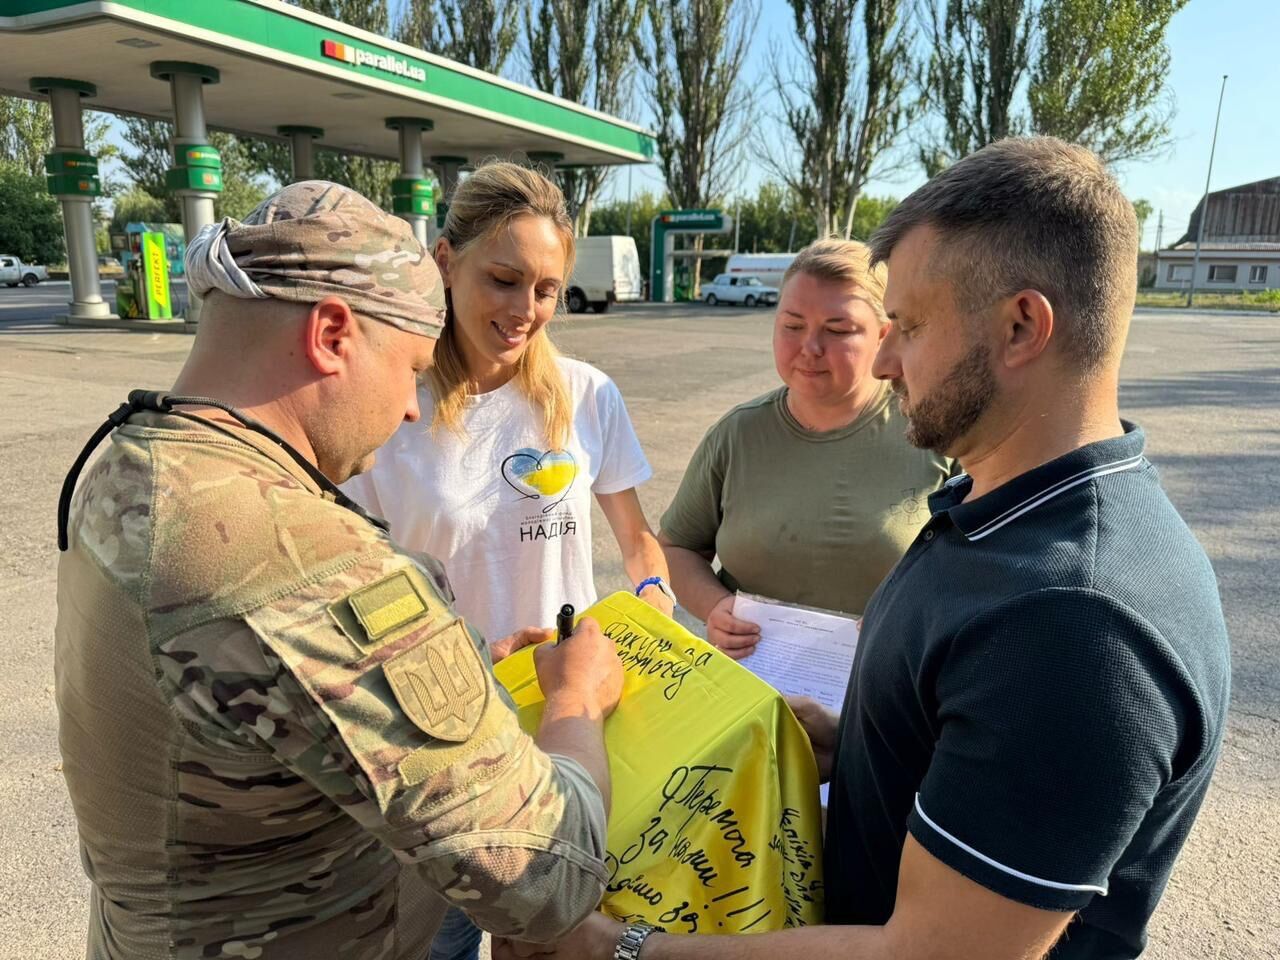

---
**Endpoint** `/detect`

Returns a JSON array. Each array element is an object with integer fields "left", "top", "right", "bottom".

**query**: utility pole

[
  {"left": 733, "top": 198, "right": 741, "bottom": 253},
  {"left": 1188, "top": 75, "right": 1228, "bottom": 308},
  {"left": 1155, "top": 210, "right": 1163, "bottom": 253}
]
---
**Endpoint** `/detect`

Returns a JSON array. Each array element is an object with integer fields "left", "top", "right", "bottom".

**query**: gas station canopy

[
  {"left": 0, "top": 0, "right": 655, "bottom": 165},
  {"left": 1, "top": 0, "right": 656, "bottom": 326}
]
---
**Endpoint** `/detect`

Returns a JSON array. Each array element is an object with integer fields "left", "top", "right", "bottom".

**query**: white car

[
  {"left": 702, "top": 273, "right": 778, "bottom": 307},
  {"left": 0, "top": 255, "right": 48, "bottom": 287}
]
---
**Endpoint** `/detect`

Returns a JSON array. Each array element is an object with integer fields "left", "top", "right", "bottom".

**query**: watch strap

[{"left": 614, "top": 921, "right": 663, "bottom": 960}]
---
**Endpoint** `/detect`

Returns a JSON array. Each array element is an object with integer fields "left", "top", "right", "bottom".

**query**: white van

[
  {"left": 567, "top": 236, "right": 643, "bottom": 313},
  {"left": 725, "top": 253, "right": 796, "bottom": 290}
]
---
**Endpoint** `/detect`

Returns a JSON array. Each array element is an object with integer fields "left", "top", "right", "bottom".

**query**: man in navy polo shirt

[{"left": 494, "top": 138, "right": 1230, "bottom": 960}]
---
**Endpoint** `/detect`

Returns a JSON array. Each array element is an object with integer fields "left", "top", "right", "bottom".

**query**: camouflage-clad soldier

[{"left": 55, "top": 182, "right": 624, "bottom": 960}]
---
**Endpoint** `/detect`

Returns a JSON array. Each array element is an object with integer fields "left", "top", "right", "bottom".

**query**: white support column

[
  {"left": 279, "top": 125, "right": 324, "bottom": 181},
  {"left": 386, "top": 117, "right": 435, "bottom": 248},
  {"left": 169, "top": 72, "right": 216, "bottom": 242},
  {"left": 31, "top": 77, "right": 113, "bottom": 321},
  {"left": 152, "top": 62, "right": 221, "bottom": 322}
]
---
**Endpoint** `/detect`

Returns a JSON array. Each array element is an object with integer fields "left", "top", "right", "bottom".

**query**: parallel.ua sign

[{"left": 322, "top": 38, "right": 426, "bottom": 83}]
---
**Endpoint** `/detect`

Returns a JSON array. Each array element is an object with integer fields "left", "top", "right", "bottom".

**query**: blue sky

[
  {"left": 98, "top": 1, "right": 1276, "bottom": 252},
  {"left": 605, "top": 0, "right": 1279, "bottom": 251}
]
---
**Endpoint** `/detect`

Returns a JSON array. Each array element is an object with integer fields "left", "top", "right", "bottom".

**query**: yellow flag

[{"left": 494, "top": 591, "right": 824, "bottom": 934}]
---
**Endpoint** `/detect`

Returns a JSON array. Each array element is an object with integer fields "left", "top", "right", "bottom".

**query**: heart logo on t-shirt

[{"left": 501, "top": 448, "right": 578, "bottom": 509}]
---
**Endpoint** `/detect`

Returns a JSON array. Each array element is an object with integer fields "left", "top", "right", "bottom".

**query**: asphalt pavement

[
  {"left": 0, "top": 301, "right": 1275, "bottom": 958},
  {"left": 0, "top": 278, "right": 189, "bottom": 326}
]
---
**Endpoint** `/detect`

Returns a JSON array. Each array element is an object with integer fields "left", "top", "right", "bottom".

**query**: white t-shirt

[{"left": 343, "top": 357, "right": 651, "bottom": 642}]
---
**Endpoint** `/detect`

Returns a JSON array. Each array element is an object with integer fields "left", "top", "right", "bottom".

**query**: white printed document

[{"left": 733, "top": 592, "right": 860, "bottom": 711}]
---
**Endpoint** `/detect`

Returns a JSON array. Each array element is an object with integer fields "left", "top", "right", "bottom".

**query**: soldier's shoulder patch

[
  {"left": 383, "top": 620, "right": 489, "bottom": 742},
  {"left": 329, "top": 567, "right": 444, "bottom": 653}
]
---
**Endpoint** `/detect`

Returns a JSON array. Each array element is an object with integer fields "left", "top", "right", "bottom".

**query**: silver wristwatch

[{"left": 614, "top": 921, "right": 663, "bottom": 960}]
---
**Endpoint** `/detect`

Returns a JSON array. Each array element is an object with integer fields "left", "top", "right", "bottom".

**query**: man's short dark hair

[{"left": 869, "top": 137, "right": 1138, "bottom": 372}]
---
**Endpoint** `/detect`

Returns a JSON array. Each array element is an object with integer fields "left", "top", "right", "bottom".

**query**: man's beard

[{"left": 893, "top": 340, "right": 998, "bottom": 453}]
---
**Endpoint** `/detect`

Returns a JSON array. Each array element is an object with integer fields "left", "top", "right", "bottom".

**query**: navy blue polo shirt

[{"left": 824, "top": 423, "right": 1230, "bottom": 958}]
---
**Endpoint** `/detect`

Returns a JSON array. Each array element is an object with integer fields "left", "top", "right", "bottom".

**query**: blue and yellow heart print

[{"left": 501, "top": 448, "right": 578, "bottom": 510}]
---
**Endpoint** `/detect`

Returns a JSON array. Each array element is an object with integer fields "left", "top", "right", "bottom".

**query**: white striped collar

[{"left": 933, "top": 423, "right": 1148, "bottom": 542}]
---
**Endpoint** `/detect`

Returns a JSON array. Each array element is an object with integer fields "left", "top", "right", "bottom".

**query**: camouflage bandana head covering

[{"left": 185, "top": 180, "right": 445, "bottom": 338}]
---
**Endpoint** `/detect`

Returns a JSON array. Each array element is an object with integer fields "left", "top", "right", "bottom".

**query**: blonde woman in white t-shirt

[{"left": 342, "top": 159, "right": 673, "bottom": 960}]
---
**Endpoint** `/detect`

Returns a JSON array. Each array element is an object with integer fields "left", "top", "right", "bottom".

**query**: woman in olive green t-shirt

[{"left": 659, "top": 238, "right": 950, "bottom": 658}]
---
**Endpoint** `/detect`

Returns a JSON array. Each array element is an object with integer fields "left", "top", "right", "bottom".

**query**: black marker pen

[{"left": 556, "top": 603, "right": 575, "bottom": 643}]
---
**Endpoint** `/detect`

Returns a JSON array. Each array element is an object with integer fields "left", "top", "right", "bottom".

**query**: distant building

[{"left": 1155, "top": 177, "right": 1280, "bottom": 292}]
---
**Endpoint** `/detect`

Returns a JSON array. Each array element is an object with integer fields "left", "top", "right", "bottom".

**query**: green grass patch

[{"left": 1134, "top": 291, "right": 1280, "bottom": 312}]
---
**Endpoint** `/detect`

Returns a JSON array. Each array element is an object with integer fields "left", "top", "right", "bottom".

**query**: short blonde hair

[
  {"left": 782, "top": 237, "right": 888, "bottom": 320},
  {"left": 431, "top": 160, "right": 575, "bottom": 448}
]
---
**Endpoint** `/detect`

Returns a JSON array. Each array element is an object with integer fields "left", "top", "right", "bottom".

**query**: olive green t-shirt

[{"left": 661, "top": 385, "right": 951, "bottom": 616}]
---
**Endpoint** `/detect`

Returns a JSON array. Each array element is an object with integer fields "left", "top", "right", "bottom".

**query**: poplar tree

[
  {"left": 637, "top": 0, "right": 757, "bottom": 292},
  {"left": 772, "top": 0, "right": 912, "bottom": 238},
  {"left": 1028, "top": 0, "right": 1188, "bottom": 163},
  {"left": 919, "top": 0, "right": 1033, "bottom": 167},
  {"left": 919, "top": 0, "right": 1189, "bottom": 170},
  {"left": 1132, "top": 198, "right": 1153, "bottom": 250},
  {"left": 525, "top": 0, "right": 644, "bottom": 234},
  {"left": 397, "top": 0, "right": 523, "bottom": 75},
  {"left": 0, "top": 97, "right": 114, "bottom": 179}
]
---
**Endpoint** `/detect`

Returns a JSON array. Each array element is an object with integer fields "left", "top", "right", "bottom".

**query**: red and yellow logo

[{"left": 321, "top": 38, "right": 426, "bottom": 82}]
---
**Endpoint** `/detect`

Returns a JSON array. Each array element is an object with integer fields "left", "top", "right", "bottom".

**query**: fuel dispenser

[{"left": 115, "top": 230, "right": 173, "bottom": 320}]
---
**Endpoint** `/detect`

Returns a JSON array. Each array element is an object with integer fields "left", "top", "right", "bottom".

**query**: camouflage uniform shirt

[{"left": 55, "top": 411, "right": 608, "bottom": 959}]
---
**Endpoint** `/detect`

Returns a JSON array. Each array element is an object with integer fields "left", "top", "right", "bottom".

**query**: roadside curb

[
  {"left": 1134, "top": 306, "right": 1279, "bottom": 318},
  {"left": 57, "top": 315, "right": 196, "bottom": 334}
]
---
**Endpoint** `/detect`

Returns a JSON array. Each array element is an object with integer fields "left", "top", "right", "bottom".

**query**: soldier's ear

[{"left": 304, "top": 296, "right": 359, "bottom": 376}]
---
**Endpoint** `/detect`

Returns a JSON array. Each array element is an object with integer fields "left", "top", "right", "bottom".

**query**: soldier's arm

[{"left": 156, "top": 556, "right": 610, "bottom": 943}]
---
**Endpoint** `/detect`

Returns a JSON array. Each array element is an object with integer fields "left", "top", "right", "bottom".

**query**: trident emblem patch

[{"left": 383, "top": 620, "right": 488, "bottom": 742}]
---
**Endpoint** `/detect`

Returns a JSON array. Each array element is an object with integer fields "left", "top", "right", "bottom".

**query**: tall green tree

[
  {"left": 0, "top": 96, "right": 117, "bottom": 178},
  {"left": 109, "top": 185, "right": 166, "bottom": 233},
  {"left": 918, "top": 0, "right": 1033, "bottom": 167},
  {"left": 772, "top": 0, "right": 912, "bottom": 237},
  {"left": 919, "top": 0, "right": 1189, "bottom": 171},
  {"left": 1132, "top": 197, "right": 1153, "bottom": 251},
  {"left": 295, "top": 0, "right": 388, "bottom": 32},
  {"left": 0, "top": 98, "right": 54, "bottom": 178},
  {"left": 1028, "top": 0, "right": 1188, "bottom": 163},
  {"left": 0, "top": 162, "right": 65, "bottom": 264},
  {"left": 726, "top": 183, "right": 897, "bottom": 254},
  {"left": 525, "top": 0, "right": 644, "bottom": 235},
  {"left": 731, "top": 181, "right": 815, "bottom": 253},
  {"left": 637, "top": 0, "right": 758, "bottom": 293},
  {"left": 119, "top": 118, "right": 181, "bottom": 222},
  {"left": 770, "top": 0, "right": 858, "bottom": 237},
  {"left": 397, "top": 0, "right": 522, "bottom": 74}
]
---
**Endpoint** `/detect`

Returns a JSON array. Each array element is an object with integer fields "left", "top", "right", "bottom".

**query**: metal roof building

[{"left": 1157, "top": 178, "right": 1280, "bottom": 293}]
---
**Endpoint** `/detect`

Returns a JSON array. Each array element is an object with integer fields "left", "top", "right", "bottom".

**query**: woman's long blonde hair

[{"left": 429, "top": 160, "right": 575, "bottom": 449}]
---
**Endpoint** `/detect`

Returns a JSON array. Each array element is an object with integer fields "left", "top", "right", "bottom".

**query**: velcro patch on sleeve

[
  {"left": 383, "top": 620, "right": 489, "bottom": 743},
  {"left": 330, "top": 568, "right": 444, "bottom": 653}
]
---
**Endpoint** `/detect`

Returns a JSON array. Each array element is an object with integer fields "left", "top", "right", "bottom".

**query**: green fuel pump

[{"left": 116, "top": 231, "right": 173, "bottom": 320}]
